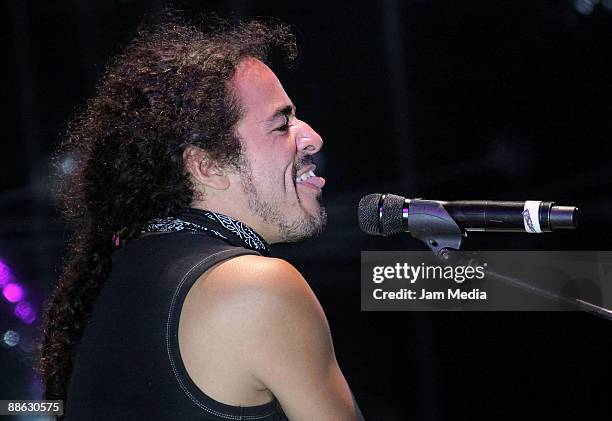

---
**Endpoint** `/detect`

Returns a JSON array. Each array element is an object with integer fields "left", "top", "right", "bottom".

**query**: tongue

[{"left": 303, "top": 176, "right": 326, "bottom": 188}]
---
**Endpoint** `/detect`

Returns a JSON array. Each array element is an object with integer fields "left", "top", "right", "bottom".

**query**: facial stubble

[{"left": 237, "top": 154, "right": 327, "bottom": 243}]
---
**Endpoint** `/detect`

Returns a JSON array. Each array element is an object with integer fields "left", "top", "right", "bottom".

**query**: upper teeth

[{"left": 296, "top": 170, "right": 315, "bottom": 182}]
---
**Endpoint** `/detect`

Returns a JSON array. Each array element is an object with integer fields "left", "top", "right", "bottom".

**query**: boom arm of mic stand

[
  {"left": 408, "top": 204, "right": 612, "bottom": 321},
  {"left": 438, "top": 250, "right": 612, "bottom": 322}
]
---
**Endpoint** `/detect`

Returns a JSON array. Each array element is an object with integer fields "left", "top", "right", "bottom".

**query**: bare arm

[{"left": 196, "top": 255, "right": 361, "bottom": 420}]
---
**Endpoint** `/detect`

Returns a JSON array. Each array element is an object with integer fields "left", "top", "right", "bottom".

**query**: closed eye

[{"left": 275, "top": 114, "right": 291, "bottom": 133}]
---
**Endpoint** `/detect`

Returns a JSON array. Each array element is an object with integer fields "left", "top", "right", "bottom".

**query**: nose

[{"left": 295, "top": 120, "right": 323, "bottom": 155}]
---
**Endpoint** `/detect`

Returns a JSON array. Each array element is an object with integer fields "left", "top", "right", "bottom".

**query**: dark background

[{"left": 1, "top": 0, "right": 611, "bottom": 420}]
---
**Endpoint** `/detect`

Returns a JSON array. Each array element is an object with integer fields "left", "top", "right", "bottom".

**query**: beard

[{"left": 236, "top": 154, "right": 327, "bottom": 243}]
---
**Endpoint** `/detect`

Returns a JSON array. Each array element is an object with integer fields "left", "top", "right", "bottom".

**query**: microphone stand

[{"left": 407, "top": 202, "right": 612, "bottom": 321}]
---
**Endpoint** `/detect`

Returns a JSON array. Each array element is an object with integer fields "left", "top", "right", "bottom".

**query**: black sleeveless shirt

[{"left": 66, "top": 209, "right": 288, "bottom": 420}]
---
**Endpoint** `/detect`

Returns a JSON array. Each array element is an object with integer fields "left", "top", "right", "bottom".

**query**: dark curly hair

[{"left": 37, "top": 14, "right": 297, "bottom": 407}]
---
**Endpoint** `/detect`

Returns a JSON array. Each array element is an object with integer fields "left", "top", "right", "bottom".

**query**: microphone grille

[
  {"left": 358, "top": 194, "right": 383, "bottom": 235},
  {"left": 380, "top": 194, "right": 406, "bottom": 235},
  {"left": 358, "top": 193, "right": 406, "bottom": 235}
]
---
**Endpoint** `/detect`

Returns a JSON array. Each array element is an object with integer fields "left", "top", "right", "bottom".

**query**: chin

[{"left": 278, "top": 206, "right": 327, "bottom": 243}]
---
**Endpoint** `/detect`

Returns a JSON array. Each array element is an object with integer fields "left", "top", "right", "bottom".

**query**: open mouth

[{"left": 295, "top": 165, "right": 325, "bottom": 189}]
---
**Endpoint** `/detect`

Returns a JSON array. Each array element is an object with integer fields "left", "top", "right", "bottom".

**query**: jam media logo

[{"left": 522, "top": 209, "right": 536, "bottom": 233}]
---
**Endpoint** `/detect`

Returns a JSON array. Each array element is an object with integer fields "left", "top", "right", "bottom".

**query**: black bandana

[{"left": 142, "top": 208, "right": 271, "bottom": 256}]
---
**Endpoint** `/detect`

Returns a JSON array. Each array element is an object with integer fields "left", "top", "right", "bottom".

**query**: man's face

[{"left": 230, "top": 57, "right": 326, "bottom": 243}]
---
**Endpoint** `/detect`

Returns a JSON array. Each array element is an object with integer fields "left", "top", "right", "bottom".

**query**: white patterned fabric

[{"left": 143, "top": 208, "right": 270, "bottom": 255}]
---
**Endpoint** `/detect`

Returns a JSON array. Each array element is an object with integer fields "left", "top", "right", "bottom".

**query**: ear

[{"left": 183, "top": 145, "right": 230, "bottom": 191}]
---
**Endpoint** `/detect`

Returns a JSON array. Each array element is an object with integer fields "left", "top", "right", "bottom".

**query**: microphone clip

[{"left": 407, "top": 199, "right": 466, "bottom": 258}]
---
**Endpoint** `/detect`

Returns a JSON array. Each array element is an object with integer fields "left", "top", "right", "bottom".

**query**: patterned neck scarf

[{"left": 142, "top": 208, "right": 270, "bottom": 256}]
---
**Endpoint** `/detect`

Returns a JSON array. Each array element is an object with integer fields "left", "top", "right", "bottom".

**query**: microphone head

[
  {"left": 358, "top": 193, "right": 406, "bottom": 235},
  {"left": 358, "top": 194, "right": 383, "bottom": 235}
]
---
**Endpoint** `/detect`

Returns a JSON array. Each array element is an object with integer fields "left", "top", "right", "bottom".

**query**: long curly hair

[{"left": 37, "top": 15, "right": 297, "bottom": 406}]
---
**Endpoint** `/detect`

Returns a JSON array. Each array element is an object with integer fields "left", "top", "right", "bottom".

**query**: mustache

[
  {"left": 295, "top": 156, "right": 315, "bottom": 171},
  {"left": 292, "top": 156, "right": 315, "bottom": 180}
]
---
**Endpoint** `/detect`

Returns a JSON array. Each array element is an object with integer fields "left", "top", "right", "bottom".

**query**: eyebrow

[{"left": 266, "top": 104, "right": 296, "bottom": 123}]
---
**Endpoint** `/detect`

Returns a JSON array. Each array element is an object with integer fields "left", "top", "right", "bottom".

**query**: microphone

[{"left": 358, "top": 193, "right": 578, "bottom": 236}]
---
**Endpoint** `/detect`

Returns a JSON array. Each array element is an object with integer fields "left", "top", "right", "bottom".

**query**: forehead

[{"left": 231, "top": 58, "right": 292, "bottom": 121}]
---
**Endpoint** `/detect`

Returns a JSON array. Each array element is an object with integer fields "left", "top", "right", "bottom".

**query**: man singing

[{"left": 39, "top": 17, "right": 363, "bottom": 420}]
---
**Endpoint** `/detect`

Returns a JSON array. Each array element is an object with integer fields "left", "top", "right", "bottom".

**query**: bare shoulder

[
  {"left": 210, "top": 254, "right": 312, "bottom": 290},
  {"left": 178, "top": 255, "right": 323, "bottom": 403},
  {"left": 189, "top": 254, "right": 327, "bottom": 334},
  {"left": 184, "top": 254, "right": 356, "bottom": 420},
  {"left": 185, "top": 254, "right": 333, "bottom": 382}
]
